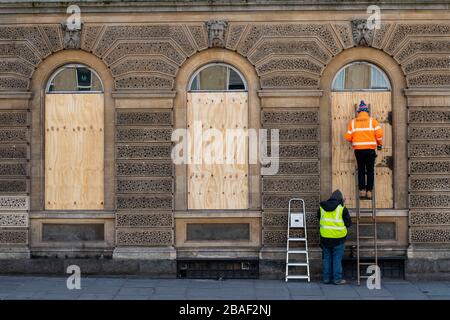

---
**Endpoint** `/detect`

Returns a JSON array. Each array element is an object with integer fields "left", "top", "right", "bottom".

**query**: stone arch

[
  {"left": 173, "top": 48, "right": 261, "bottom": 211},
  {"left": 319, "top": 46, "right": 408, "bottom": 209},
  {"left": 29, "top": 49, "right": 115, "bottom": 211}
]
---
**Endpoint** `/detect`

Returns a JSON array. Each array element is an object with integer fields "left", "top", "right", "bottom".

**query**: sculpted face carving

[
  {"left": 62, "top": 23, "right": 82, "bottom": 49},
  {"left": 352, "top": 19, "right": 373, "bottom": 47},
  {"left": 206, "top": 20, "right": 228, "bottom": 48}
]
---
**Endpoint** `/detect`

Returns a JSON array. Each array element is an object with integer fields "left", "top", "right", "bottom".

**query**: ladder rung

[
  {"left": 358, "top": 223, "right": 375, "bottom": 226},
  {"left": 287, "top": 263, "right": 308, "bottom": 267},
  {"left": 359, "top": 236, "right": 375, "bottom": 239},
  {"left": 359, "top": 262, "right": 377, "bottom": 265},
  {"left": 286, "top": 275, "right": 309, "bottom": 279},
  {"left": 287, "top": 250, "right": 307, "bottom": 254},
  {"left": 288, "top": 237, "right": 306, "bottom": 241}
]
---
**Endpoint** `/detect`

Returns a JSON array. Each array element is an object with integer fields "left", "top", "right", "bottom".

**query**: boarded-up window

[
  {"left": 187, "top": 92, "right": 248, "bottom": 209},
  {"left": 45, "top": 94, "right": 104, "bottom": 210},
  {"left": 331, "top": 91, "right": 393, "bottom": 208}
]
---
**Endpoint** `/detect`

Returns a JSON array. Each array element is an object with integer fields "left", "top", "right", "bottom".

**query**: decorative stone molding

[
  {"left": 277, "top": 143, "right": 319, "bottom": 158},
  {"left": 410, "top": 160, "right": 450, "bottom": 174},
  {"left": 0, "top": 111, "right": 28, "bottom": 126},
  {"left": 263, "top": 228, "right": 319, "bottom": 246},
  {"left": 263, "top": 211, "right": 318, "bottom": 227},
  {"left": 206, "top": 20, "right": 228, "bottom": 48},
  {"left": 275, "top": 127, "right": 319, "bottom": 141},
  {"left": 1, "top": 21, "right": 450, "bottom": 90},
  {"left": 116, "top": 213, "right": 173, "bottom": 228},
  {"left": 116, "top": 195, "right": 173, "bottom": 211},
  {"left": 351, "top": 19, "right": 374, "bottom": 47},
  {"left": 263, "top": 177, "right": 320, "bottom": 193},
  {"left": 262, "top": 110, "right": 319, "bottom": 125},
  {"left": 262, "top": 194, "right": 319, "bottom": 211},
  {"left": 116, "top": 229, "right": 173, "bottom": 246},
  {"left": 410, "top": 211, "right": 450, "bottom": 225},
  {"left": 116, "top": 178, "right": 173, "bottom": 194},
  {"left": 0, "top": 213, "right": 28, "bottom": 227},
  {"left": 0, "top": 179, "right": 27, "bottom": 193},
  {"left": 116, "top": 128, "right": 172, "bottom": 142},
  {"left": 410, "top": 194, "right": 450, "bottom": 208},
  {"left": 0, "top": 128, "right": 28, "bottom": 142},
  {"left": 188, "top": 25, "right": 208, "bottom": 51},
  {"left": 409, "top": 143, "right": 450, "bottom": 157},
  {"left": 410, "top": 177, "right": 450, "bottom": 191},
  {"left": 116, "top": 161, "right": 173, "bottom": 177},
  {"left": 0, "top": 229, "right": 28, "bottom": 244},
  {"left": 0, "top": 196, "right": 29, "bottom": 210},
  {"left": 272, "top": 161, "right": 319, "bottom": 176},
  {"left": 0, "top": 163, "right": 27, "bottom": 176},
  {"left": 409, "top": 110, "right": 450, "bottom": 123},
  {"left": 0, "top": 145, "right": 27, "bottom": 160},
  {"left": 116, "top": 111, "right": 172, "bottom": 126},
  {"left": 225, "top": 23, "right": 247, "bottom": 51},
  {"left": 334, "top": 23, "right": 353, "bottom": 49},
  {"left": 116, "top": 144, "right": 172, "bottom": 159},
  {"left": 410, "top": 228, "right": 450, "bottom": 243}
]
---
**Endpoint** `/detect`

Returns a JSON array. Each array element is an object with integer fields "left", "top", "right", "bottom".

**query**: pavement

[{"left": 0, "top": 276, "right": 450, "bottom": 300}]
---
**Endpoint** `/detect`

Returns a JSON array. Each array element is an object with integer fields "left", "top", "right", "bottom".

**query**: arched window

[
  {"left": 331, "top": 61, "right": 393, "bottom": 208},
  {"left": 45, "top": 64, "right": 104, "bottom": 210},
  {"left": 189, "top": 63, "right": 246, "bottom": 91},
  {"left": 46, "top": 64, "right": 103, "bottom": 93},
  {"left": 186, "top": 63, "right": 248, "bottom": 209},
  {"left": 332, "top": 61, "right": 390, "bottom": 91}
]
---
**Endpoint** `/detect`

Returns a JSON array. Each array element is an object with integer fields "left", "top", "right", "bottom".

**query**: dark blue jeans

[{"left": 322, "top": 243, "right": 345, "bottom": 283}]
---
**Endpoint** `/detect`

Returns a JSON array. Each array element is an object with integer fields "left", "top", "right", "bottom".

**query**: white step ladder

[{"left": 285, "top": 198, "right": 310, "bottom": 282}]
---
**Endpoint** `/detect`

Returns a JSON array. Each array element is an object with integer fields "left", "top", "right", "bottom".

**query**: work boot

[
  {"left": 334, "top": 279, "right": 347, "bottom": 285},
  {"left": 359, "top": 190, "right": 366, "bottom": 198},
  {"left": 366, "top": 190, "right": 372, "bottom": 199}
]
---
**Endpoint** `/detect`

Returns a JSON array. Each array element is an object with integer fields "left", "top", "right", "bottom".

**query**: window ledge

[{"left": 29, "top": 211, "right": 115, "bottom": 219}]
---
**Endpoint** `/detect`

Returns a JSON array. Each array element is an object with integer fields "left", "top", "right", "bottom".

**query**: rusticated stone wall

[
  {"left": 115, "top": 109, "right": 174, "bottom": 247},
  {"left": 261, "top": 108, "right": 320, "bottom": 247},
  {"left": 2, "top": 21, "right": 450, "bottom": 92},
  {"left": 0, "top": 110, "right": 30, "bottom": 247},
  {"left": 408, "top": 107, "right": 450, "bottom": 244}
]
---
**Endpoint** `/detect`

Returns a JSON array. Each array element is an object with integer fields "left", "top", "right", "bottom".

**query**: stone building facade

[{"left": 0, "top": 0, "right": 449, "bottom": 279}]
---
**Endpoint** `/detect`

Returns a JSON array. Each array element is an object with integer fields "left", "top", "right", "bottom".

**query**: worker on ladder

[
  {"left": 345, "top": 100, "right": 383, "bottom": 199},
  {"left": 318, "top": 190, "right": 352, "bottom": 285}
]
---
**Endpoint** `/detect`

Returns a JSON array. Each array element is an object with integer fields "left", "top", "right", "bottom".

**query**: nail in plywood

[
  {"left": 187, "top": 92, "right": 248, "bottom": 210},
  {"left": 45, "top": 94, "right": 104, "bottom": 210},
  {"left": 331, "top": 91, "right": 393, "bottom": 209}
]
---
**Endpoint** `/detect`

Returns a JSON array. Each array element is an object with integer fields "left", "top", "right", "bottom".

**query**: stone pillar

[
  {"left": 405, "top": 89, "right": 450, "bottom": 280},
  {"left": 0, "top": 92, "right": 31, "bottom": 259},
  {"left": 258, "top": 90, "right": 322, "bottom": 279},
  {"left": 112, "top": 92, "right": 176, "bottom": 276}
]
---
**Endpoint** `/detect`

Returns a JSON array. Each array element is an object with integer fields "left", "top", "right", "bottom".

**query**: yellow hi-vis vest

[{"left": 319, "top": 204, "right": 348, "bottom": 238}]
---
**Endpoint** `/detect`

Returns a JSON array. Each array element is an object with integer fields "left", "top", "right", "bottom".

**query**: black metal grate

[
  {"left": 343, "top": 258, "right": 405, "bottom": 279},
  {"left": 177, "top": 260, "right": 259, "bottom": 279}
]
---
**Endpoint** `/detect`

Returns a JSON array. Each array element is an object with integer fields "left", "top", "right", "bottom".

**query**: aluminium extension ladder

[
  {"left": 285, "top": 198, "right": 310, "bottom": 282},
  {"left": 355, "top": 170, "right": 378, "bottom": 285}
]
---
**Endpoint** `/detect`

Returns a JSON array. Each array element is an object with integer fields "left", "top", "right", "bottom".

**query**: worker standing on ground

[
  {"left": 318, "top": 189, "right": 352, "bottom": 285},
  {"left": 345, "top": 100, "right": 383, "bottom": 199}
]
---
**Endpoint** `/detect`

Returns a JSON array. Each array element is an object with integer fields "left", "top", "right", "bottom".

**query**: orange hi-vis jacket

[{"left": 344, "top": 111, "right": 383, "bottom": 150}]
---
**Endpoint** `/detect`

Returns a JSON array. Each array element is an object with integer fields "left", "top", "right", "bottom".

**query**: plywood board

[
  {"left": 187, "top": 92, "right": 248, "bottom": 210},
  {"left": 331, "top": 91, "right": 393, "bottom": 208},
  {"left": 45, "top": 93, "right": 104, "bottom": 210}
]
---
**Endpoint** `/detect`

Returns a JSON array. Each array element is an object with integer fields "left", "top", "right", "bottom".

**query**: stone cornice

[{"left": 0, "top": 0, "right": 449, "bottom": 13}]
